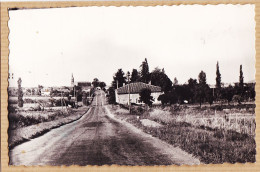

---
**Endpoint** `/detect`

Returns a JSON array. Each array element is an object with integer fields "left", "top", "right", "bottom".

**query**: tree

[
  {"left": 99, "top": 82, "right": 106, "bottom": 89},
  {"left": 150, "top": 67, "right": 172, "bottom": 92},
  {"left": 216, "top": 61, "right": 221, "bottom": 89},
  {"left": 222, "top": 85, "right": 234, "bottom": 105},
  {"left": 92, "top": 78, "right": 100, "bottom": 88},
  {"left": 215, "top": 61, "right": 222, "bottom": 100},
  {"left": 187, "top": 78, "right": 198, "bottom": 103},
  {"left": 174, "top": 84, "right": 192, "bottom": 104},
  {"left": 50, "top": 87, "right": 54, "bottom": 97},
  {"left": 112, "top": 69, "right": 126, "bottom": 89},
  {"left": 139, "top": 58, "right": 150, "bottom": 84},
  {"left": 107, "top": 87, "right": 116, "bottom": 104},
  {"left": 26, "top": 89, "right": 31, "bottom": 95},
  {"left": 38, "top": 85, "right": 43, "bottom": 95},
  {"left": 17, "top": 77, "right": 23, "bottom": 107},
  {"left": 82, "top": 92, "right": 87, "bottom": 105},
  {"left": 32, "top": 88, "right": 35, "bottom": 95},
  {"left": 173, "top": 77, "right": 178, "bottom": 86},
  {"left": 198, "top": 71, "right": 207, "bottom": 85},
  {"left": 196, "top": 71, "right": 209, "bottom": 107},
  {"left": 239, "top": 64, "right": 244, "bottom": 94},
  {"left": 207, "top": 88, "right": 214, "bottom": 106},
  {"left": 130, "top": 69, "right": 140, "bottom": 83},
  {"left": 139, "top": 88, "right": 154, "bottom": 107},
  {"left": 158, "top": 91, "right": 178, "bottom": 105}
]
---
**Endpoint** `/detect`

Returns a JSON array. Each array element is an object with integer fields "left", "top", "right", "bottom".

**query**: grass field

[
  {"left": 8, "top": 95, "right": 89, "bottom": 149},
  {"left": 108, "top": 103, "right": 256, "bottom": 164}
]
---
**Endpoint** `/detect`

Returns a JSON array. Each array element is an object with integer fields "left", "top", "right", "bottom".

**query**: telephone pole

[{"left": 127, "top": 71, "right": 131, "bottom": 113}]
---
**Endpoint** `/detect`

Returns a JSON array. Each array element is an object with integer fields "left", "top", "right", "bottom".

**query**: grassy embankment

[
  {"left": 108, "top": 104, "right": 256, "bottom": 164},
  {"left": 8, "top": 96, "right": 89, "bottom": 149}
]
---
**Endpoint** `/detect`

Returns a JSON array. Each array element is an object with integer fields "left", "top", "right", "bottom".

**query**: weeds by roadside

[{"left": 107, "top": 104, "right": 256, "bottom": 164}]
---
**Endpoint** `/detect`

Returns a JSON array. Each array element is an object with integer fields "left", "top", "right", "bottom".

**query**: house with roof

[{"left": 115, "top": 82, "right": 163, "bottom": 105}]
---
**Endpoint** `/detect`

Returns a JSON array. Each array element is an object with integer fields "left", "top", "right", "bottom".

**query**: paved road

[{"left": 9, "top": 90, "right": 199, "bottom": 166}]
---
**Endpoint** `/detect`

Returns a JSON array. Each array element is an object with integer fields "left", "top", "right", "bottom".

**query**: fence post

[
  {"left": 235, "top": 114, "right": 238, "bottom": 132},
  {"left": 250, "top": 119, "right": 252, "bottom": 135},
  {"left": 223, "top": 117, "right": 225, "bottom": 129}
]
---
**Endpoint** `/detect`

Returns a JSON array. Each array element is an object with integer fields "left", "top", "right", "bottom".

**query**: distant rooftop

[
  {"left": 76, "top": 82, "right": 91, "bottom": 87},
  {"left": 116, "top": 82, "right": 162, "bottom": 94}
]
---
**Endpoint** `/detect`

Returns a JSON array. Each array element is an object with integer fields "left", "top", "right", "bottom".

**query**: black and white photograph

[{"left": 8, "top": 5, "right": 256, "bottom": 166}]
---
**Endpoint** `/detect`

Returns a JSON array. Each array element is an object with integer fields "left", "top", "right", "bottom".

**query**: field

[
  {"left": 149, "top": 104, "right": 255, "bottom": 135},
  {"left": 107, "top": 103, "right": 256, "bottom": 164},
  {"left": 8, "top": 96, "right": 89, "bottom": 149}
]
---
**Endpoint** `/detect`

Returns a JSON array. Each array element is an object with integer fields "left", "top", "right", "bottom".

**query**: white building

[
  {"left": 41, "top": 87, "right": 51, "bottom": 96},
  {"left": 115, "top": 82, "right": 163, "bottom": 105}
]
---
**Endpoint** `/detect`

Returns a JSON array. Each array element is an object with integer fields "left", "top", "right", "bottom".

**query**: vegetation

[
  {"left": 139, "top": 88, "right": 154, "bottom": 107},
  {"left": 215, "top": 61, "right": 222, "bottom": 100},
  {"left": 107, "top": 87, "right": 116, "bottom": 104},
  {"left": 112, "top": 68, "right": 127, "bottom": 89},
  {"left": 108, "top": 104, "right": 256, "bottom": 164},
  {"left": 92, "top": 78, "right": 106, "bottom": 89},
  {"left": 150, "top": 67, "right": 172, "bottom": 92},
  {"left": 139, "top": 58, "right": 150, "bottom": 84},
  {"left": 107, "top": 59, "right": 255, "bottom": 110},
  {"left": 17, "top": 78, "right": 23, "bottom": 107},
  {"left": 130, "top": 69, "right": 140, "bottom": 83}
]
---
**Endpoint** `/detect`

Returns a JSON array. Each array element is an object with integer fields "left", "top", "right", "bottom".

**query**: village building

[
  {"left": 41, "top": 87, "right": 51, "bottom": 96},
  {"left": 71, "top": 73, "right": 92, "bottom": 91},
  {"left": 115, "top": 82, "right": 163, "bottom": 105}
]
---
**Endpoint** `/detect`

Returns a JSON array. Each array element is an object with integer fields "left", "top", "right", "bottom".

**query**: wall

[{"left": 116, "top": 92, "right": 163, "bottom": 105}]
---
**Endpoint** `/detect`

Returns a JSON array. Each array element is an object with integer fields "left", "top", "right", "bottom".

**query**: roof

[
  {"left": 116, "top": 82, "right": 162, "bottom": 94},
  {"left": 76, "top": 82, "right": 91, "bottom": 87}
]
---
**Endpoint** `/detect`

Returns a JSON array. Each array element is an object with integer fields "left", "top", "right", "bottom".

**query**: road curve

[{"left": 9, "top": 90, "right": 200, "bottom": 166}]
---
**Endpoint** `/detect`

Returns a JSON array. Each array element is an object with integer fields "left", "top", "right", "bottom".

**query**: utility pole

[
  {"left": 74, "top": 85, "right": 76, "bottom": 106},
  {"left": 127, "top": 71, "right": 131, "bottom": 113},
  {"left": 61, "top": 92, "right": 63, "bottom": 111}
]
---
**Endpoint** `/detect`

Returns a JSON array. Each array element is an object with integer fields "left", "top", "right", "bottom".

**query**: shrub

[
  {"left": 213, "top": 129, "right": 225, "bottom": 139},
  {"left": 24, "top": 98, "right": 36, "bottom": 104},
  {"left": 8, "top": 105, "right": 17, "bottom": 113}
]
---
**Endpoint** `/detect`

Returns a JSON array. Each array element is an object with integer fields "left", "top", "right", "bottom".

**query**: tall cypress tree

[
  {"left": 140, "top": 58, "right": 150, "bottom": 84},
  {"left": 130, "top": 69, "right": 140, "bottom": 83},
  {"left": 216, "top": 61, "right": 221, "bottom": 89},
  {"left": 239, "top": 65, "right": 244, "bottom": 97},
  {"left": 17, "top": 77, "right": 23, "bottom": 107},
  {"left": 215, "top": 61, "right": 222, "bottom": 100},
  {"left": 239, "top": 64, "right": 244, "bottom": 88}
]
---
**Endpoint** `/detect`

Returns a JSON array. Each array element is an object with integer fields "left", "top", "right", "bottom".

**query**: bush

[
  {"left": 226, "top": 130, "right": 249, "bottom": 141},
  {"left": 130, "top": 106, "right": 144, "bottom": 115},
  {"left": 213, "top": 129, "right": 225, "bottom": 139},
  {"left": 24, "top": 98, "right": 36, "bottom": 104},
  {"left": 8, "top": 105, "right": 17, "bottom": 113},
  {"left": 233, "top": 95, "right": 242, "bottom": 104}
]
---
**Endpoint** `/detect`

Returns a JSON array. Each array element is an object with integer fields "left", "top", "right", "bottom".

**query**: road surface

[{"left": 9, "top": 90, "right": 200, "bottom": 166}]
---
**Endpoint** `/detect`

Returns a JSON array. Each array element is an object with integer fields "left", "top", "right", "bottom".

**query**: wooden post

[
  {"left": 235, "top": 114, "right": 237, "bottom": 132},
  {"left": 61, "top": 92, "right": 63, "bottom": 111},
  {"left": 127, "top": 71, "right": 131, "bottom": 113},
  {"left": 250, "top": 119, "right": 252, "bottom": 135}
]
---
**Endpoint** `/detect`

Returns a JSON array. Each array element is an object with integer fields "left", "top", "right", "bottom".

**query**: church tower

[{"left": 71, "top": 73, "right": 74, "bottom": 87}]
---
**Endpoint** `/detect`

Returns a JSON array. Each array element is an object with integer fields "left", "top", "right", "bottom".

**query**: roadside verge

[{"left": 8, "top": 107, "right": 91, "bottom": 149}]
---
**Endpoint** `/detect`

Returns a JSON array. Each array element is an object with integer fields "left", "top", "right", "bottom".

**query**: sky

[{"left": 8, "top": 5, "right": 255, "bottom": 87}]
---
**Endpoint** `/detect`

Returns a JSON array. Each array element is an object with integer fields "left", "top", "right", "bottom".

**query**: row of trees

[
  {"left": 108, "top": 58, "right": 255, "bottom": 107},
  {"left": 158, "top": 63, "right": 254, "bottom": 107},
  {"left": 92, "top": 78, "right": 106, "bottom": 89}
]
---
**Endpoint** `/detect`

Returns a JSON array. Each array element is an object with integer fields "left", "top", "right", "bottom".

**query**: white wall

[{"left": 116, "top": 92, "right": 163, "bottom": 105}]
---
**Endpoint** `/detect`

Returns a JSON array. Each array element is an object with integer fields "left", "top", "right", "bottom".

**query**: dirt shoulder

[{"left": 8, "top": 106, "right": 90, "bottom": 149}]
